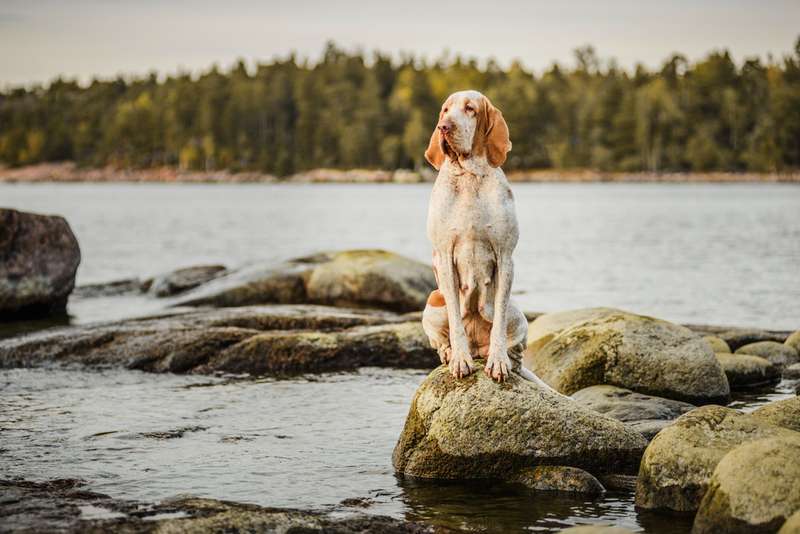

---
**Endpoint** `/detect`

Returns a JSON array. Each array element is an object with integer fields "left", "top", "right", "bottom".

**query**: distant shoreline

[{"left": 1, "top": 162, "right": 799, "bottom": 184}]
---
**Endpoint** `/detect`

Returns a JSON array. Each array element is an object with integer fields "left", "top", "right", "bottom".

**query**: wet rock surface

[
  {"left": 524, "top": 308, "right": 730, "bottom": 405},
  {"left": 635, "top": 404, "right": 800, "bottom": 513},
  {"left": 715, "top": 352, "right": 780, "bottom": 388},
  {"left": 692, "top": 436, "right": 800, "bottom": 534},
  {"left": 512, "top": 466, "right": 605, "bottom": 495},
  {"left": 392, "top": 363, "right": 647, "bottom": 481},
  {"left": 0, "top": 304, "right": 436, "bottom": 375},
  {"left": 173, "top": 250, "right": 436, "bottom": 313},
  {"left": 0, "top": 479, "right": 435, "bottom": 533},
  {"left": 570, "top": 385, "right": 695, "bottom": 440},
  {"left": 0, "top": 209, "right": 80, "bottom": 320}
]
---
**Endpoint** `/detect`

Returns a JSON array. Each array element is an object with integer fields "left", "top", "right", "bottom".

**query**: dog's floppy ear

[
  {"left": 424, "top": 123, "right": 445, "bottom": 170},
  {"left": 484, "top": 98, "right": 512, "bottom": 168}
]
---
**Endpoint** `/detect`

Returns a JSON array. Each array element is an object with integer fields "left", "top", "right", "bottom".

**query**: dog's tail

[{"left": 518, "top": 366, "right": 568, "bottom": 398}]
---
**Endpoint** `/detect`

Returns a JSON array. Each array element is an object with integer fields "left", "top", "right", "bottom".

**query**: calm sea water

[
  {"left": 1, "top": 182, "right": 798, "bottom": 533},
  {"left": 1, "top": 182, "right": 799, "bottom": 329}
]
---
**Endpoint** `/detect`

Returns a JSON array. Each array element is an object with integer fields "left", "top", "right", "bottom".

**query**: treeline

[{"left": 1, "top": 40, "right": 799, "bottom": 175}]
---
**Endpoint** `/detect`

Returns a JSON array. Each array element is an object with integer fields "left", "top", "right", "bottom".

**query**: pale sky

[{"left": 1, "top": 0, "right": 798, "bottom": 88}]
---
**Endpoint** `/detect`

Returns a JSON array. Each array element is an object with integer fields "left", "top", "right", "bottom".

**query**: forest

[{"left": 1, "top": 39, "right": 799, "bottom": 175}]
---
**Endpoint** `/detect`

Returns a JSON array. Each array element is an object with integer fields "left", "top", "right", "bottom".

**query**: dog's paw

[
  {"left": 448, "top": 350, "right": 475, "bottom": 378},
  {"left": 485, "top": 352, "right": 511, "bottom": 382},
  {"left": 437, "top": 345, "right": 452, "bottom": 365}
]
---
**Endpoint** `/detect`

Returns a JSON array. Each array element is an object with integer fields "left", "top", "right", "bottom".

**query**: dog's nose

[{"left": 438, "top": 121, "right": 452, "bottom": 134}]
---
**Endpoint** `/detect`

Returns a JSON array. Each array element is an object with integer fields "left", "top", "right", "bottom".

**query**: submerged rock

[
  {"left": 512, "top": 466, "right": 605, "bottom": 495},
  {"left": 392, "top": 363, "right": 647, "bottom": 481},
  {"left": 750, "top": 396, "right": 800, "bottom": 433},
  {"left": 735, "top": 341, "right": 799, "bottom": 368},
  {"left": 0, "top": 479, "right": 433, "bottom": 533},
  {"left": 635, "top": 405, "right": 800, "bottom": 513},
  {"left": 571, "top": 385, "right": 695, "bottom": 440},
  {"left": 715, "top": 352, "right": 780, "bottom": 388},
  {"left": 558, "top": 527, "right": 635, "bottom": 534},
  {"left": 0, "top": 304, "right": 435, "bottom": 375},
  {"left": 524, "top": 308, "right": 730, "bottom": 405},
  {"left": 0, "top": 208, "right": 80, "bottom": 320},
  {"left": 174, "top": 250, "right": 436, "bottom": 313},
  {"left": 693, "top": 436, "right": 800, "bottom": 534}
]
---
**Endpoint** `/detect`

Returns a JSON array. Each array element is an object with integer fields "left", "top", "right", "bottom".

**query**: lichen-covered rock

[
  {"left": 0, "top": 304, "right": 435, "bottom": 374},
  {"left": 0, "top": 208, "right": 80, "bottom": 320},
  {"left": 703, "top": 335, "right": 731, "bottom": 353},
  {"left": 148, "top": 264, "right": 227, "bottom": 297},
  {"left": 786, "top": 331, "right": 800, "bottom": 357},
  {"left": 571, "top": 385, "right": 695, "bottom": 440},
  {"left": 779, "top": 510, "right": 800, "bottom": 534},
  {"left": 174, "top": 250, "right": 436, "bottom": 313},
  {"left": 750, "top": 397, "right": 800, "bottom": 433},
  {"left": 784, "top": 363, "right": 800, "bottom": 380},
  {"left": 735, "top": 341, "right": 799, "bottom": 368},
  {"left": 719, "top": 329, "right": 789, "bottom": 351},
  {"left": 715, "top": 352, "right": 780, "bottom": 388},
  {"left": 693, "top": 437, "right": 800, "bottom": 534},
  {"left": 512, "top": 466, "right": 604, "bottom": 495},
  {"left": 524, "top": 308, "right": 730, "bottom": 405},
  {"left": 0, "top": 479, "right": 432, "bottom": 533},
  {"left": 635, "top": 405, "right": 799, "bottom": 512},
  {"left": 392, "top": 364, "right": 648, "bottom": 481}
]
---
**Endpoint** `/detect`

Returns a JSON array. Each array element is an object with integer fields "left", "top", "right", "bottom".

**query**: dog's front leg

[
  {"left": 434, "top": 249, "right": 474, "bottom": 378},
  {"left": 486, "top": 254, "right": 514, "bottom": 381}
]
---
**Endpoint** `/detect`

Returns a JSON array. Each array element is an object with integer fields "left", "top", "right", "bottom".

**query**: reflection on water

[{"left": 0, "top": 367, "right": 793, "bottom": 533}]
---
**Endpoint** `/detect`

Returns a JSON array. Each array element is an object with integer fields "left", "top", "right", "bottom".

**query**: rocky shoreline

[
  {"left": 2, "top": 162, "right": 800, "bottom": 184},
  {"left": 2, "top": 209, "right": 799, "bottom": 533}
]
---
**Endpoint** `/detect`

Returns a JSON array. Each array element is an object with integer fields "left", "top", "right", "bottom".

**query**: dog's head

[{"left": 425, "top": 90, "right": 511, "bottom": 170}]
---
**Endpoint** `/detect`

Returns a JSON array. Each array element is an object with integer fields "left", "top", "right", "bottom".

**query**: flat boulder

[
  {"left": 571, "top": 385, "right": 695, "bottom": 440},
  {"left": 735, "top": 341, "right": 799, "bottom": 368},
  {"left": 0, "top": 208, "right": 80, "bottom": 320},
  {"left": 524, "top": 308, "right": 730, "bottom": 405},
  {"left": 0, "top": 304, "right": 435, "bottom": 374},
  {"left": 715, "top": 352, "right": 780, "bottom": 388},
  {"left": 693, "top": 436, "right": 800, "bottom": 534},
  {"left": 392, "top": 364, "right": 648, "bottom": 481},
  {"left": 750, "top": 397, "right": 800, "bottom": 433},
  {"left": 174, "top": 250, "right": 435, "bottom": 313},
  {"left": 512, "top": 466, "right": 604, "bottom": 495},
  {"left": 147, "top": 264, "right": 227, "bottom": 297},
  {"left": 635, "top": 405, "right": 799, "bottom": 512}
]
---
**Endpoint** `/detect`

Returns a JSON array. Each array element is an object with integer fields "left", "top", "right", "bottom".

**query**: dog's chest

[{"left": 427, "top": 171, "right": 516, "bottom": 246}]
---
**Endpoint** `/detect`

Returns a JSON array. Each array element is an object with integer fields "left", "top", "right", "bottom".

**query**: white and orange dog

[{"left": 421, "top": 90, "right": 547, "bottom": 386}]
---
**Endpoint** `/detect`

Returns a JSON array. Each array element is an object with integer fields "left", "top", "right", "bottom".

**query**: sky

[{"left": 1, "top": 0, "right": 798, "bottom": 87}]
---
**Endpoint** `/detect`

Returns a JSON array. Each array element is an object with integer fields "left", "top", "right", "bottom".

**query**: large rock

[
  {"left": 524, "top": 308, "right": 730, "bottom": 405},
  {"left": 392, "top": 363, "right": 648, "bottom": 481},
  {"left": 174, "top": 250, "right": 436, "bottom": 313},
  {"left": 571, "top": 385, "right": 695, "bottom": 440},
  {"left": 0, "top": 208, "right": 80, "bottom": 320},
  {"left": 715, "top": 352, "right": 780, "bottom": 388},
  {"left": 750, "top": 397, "right": 800, "bottom": 433},
  {"left": 693, "top": 437, "right": 800, "bottom": 534},
  {"left": 635, "top": 405, "right": 799, "bottom": 512},
  {"left": 735, "top": 341, "right": 799, "bottom": 368},
  {"left": 0, "top": 304, "right": 436, "bottom": 374}
]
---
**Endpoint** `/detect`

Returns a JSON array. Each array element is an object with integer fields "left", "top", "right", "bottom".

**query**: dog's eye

[{"left": 464, "top": 104, "right": 474, "bottom": 113}]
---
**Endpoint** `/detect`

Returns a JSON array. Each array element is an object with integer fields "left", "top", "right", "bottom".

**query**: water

[
  {"left": 1, "top": 182, "right": 798, "bottom": 329},
  {"left": 1, "top": 182, "right": 798, "bottom": 532}
]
